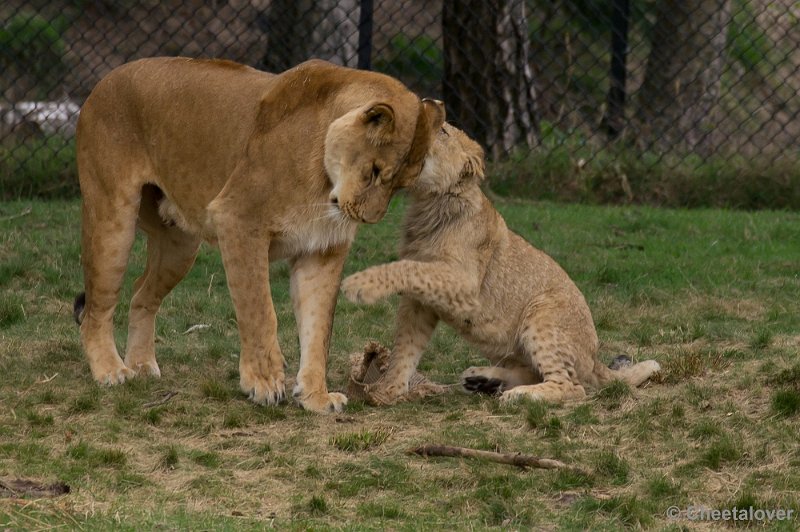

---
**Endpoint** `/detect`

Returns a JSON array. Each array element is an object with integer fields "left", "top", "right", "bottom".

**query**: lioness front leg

[
  {"left": 342, "top": 260, "right": 479, "bottom": 317},
  {"left": 214, "top": 216, "right": 285, "bottom": 405},
  {"left": 290, "top": 246, "right": 350, "bottom": 413},
  {"left": 365, "top": 297, "right": 438, "bottom": 405}
]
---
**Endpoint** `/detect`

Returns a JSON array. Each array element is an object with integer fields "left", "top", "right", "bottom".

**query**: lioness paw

[
  {"left": 124, "top": 358, "right": 161, "bottom": 378},
  {"left": 294, "top": 387, "right": 348, "bottom": 414},
  {"left": 95, "top": 365, "right": 137, "bottom": 386},
  {"left": 240, "top": 370, "right": 286, "bottom": 406},
  {"left": 341, "top": 272, "right": 385, "bottom": 305}
]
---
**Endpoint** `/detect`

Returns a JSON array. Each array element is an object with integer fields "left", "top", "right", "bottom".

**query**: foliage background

[{"left": 1, "top": 0, "right": 799, "bottom": 207}]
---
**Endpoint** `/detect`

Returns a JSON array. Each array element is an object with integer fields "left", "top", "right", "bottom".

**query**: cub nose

[{"left": 329, "top": 191, "right": 338, "bottom": 205}]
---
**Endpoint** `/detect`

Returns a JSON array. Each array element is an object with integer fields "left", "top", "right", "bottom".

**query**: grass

[
  {"left": 490, "top": 136, "right": 800, "bottom": 210},
  {"left": 0, "top": 197, "right": 799, "bottom": 528}
]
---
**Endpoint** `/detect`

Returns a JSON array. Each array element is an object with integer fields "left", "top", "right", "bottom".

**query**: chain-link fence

[{"left": 2, "top": 1, "right": 799, "bottom": 207}]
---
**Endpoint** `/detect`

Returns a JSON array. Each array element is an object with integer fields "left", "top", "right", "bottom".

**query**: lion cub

[{"left": 341, "top": 123, "right": 660, "bottom": 405}]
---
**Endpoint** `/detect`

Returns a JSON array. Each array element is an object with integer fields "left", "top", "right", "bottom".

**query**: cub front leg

[
  {"left": 214, "top": 215, "right": 285, "bottom": 406},
  {"left": 342, "top": 260, "right": 479, "bottom": 317},
  {"left": 290, "top": 246, "right": 350, "bottom": 413},
  {"left": 365, "top": 297, "right": 438, "bottom": 405}
]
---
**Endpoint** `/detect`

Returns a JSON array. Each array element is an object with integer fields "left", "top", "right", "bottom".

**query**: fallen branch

[
  {"left": 143, "top": 391, "right": 178, "bottom": 409},
  {"left": 409, "top": 444, "right": 585, "bottom": 473},
  {"left": 0, "top": 478, "right": 70, "bottom": 498}
]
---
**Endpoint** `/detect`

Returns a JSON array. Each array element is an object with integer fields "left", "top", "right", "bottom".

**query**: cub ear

[
  {"left": 362, "top": 103, "right": 395, "bottom": 145},
  {"left": 461, "top": 143, "right": 486, "bottom": 183},
  {"left": 461, "top": 150, "right": 485, "bottom": 182},
  {"left": 421, "top": 98, "right": 445, "bottom": 132}
]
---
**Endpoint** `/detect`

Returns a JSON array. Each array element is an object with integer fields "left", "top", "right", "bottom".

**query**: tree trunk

[
  {"left": 262, "top": 0, "right": 360, "bottom": 73},
  {"left": 636, "top": 0, "right": 732, "bottom": 153},
  {"left": 443, "top": 0, "right": 540, "bottom": 159}
]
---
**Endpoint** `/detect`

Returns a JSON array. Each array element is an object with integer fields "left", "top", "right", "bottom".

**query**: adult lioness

[
  {"left": 74, "top": 57, "right": 444, "bottom": 413},
  {"left": 342, "top": 124, "right": 660, "bottom": 405}
]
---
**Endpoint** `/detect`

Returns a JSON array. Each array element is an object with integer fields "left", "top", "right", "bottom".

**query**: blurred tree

[
  {"left": 442, "top": 0, "right": 540, "bottom": 159},
  {"left": 0, "top": 12, "right": 67, "bottom": 100},
  {"left": 261, "top": 0, "right": 359, "bottom": 72},
  {"left": 636, "top": 0, "right": 732, "bottom": 153}
]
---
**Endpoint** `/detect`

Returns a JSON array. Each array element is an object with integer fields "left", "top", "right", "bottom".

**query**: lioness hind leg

[
  {"left": 124, "top": 187, "right": 201, "bottom": 377},
  {"left": 79, "top": 186, "right": 140, "bottom": 385}
]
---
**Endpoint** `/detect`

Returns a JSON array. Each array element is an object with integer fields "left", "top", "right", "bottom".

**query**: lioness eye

[{"left": 372, "top": 164, "right": 381, "bottom": 182}]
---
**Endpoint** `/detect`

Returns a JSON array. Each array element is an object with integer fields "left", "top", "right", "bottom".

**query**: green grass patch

[
  {"left": 772, "top": 389, "right": 800, "bottom": 417},
  {"left": 330, "top": 428, "right": 392, "bottom": 452},
  {"left": 0, "top": 293, "right": 25, "bottom": 327},
  {"left": 66, "top": 440, "right": 127, "bottom": 468},
  {"left": 593, "top": 451, "right": 630, "bottom": 485},
  {"left": 697, "top": 435, "right": 743, "bottom": 470},
  {"left": 571, "top": 495, "right": 654, "bottom": 528},
  {"left": 596, "top": 380, "right": 632, "bottom": 409},
  {"left": 188, "top": 450, "right": 221, "bottom": 468}
]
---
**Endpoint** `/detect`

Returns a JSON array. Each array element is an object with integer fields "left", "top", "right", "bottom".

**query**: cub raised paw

[{"left": 341, "top": 269, "right": 390, "bottom": 305}]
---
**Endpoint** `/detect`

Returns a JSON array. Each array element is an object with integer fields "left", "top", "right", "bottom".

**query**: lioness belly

[{"left": 157, "top": 197, "right": 358, "bottom": 259}]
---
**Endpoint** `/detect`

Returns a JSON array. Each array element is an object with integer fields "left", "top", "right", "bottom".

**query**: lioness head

[
  {"left": 325, "top": 98, "right": 445, "bottom": 223},
  {"left": 414, "top": 123, "right": 485, "bottom": 195}
]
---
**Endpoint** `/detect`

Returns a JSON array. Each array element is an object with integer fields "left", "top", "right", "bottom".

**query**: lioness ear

[
  {"left": 362, "top": 103, "right": 395, "bottom": 145},
  {"left": 421, "top": 98, "right": 445, "bottom": 132}
]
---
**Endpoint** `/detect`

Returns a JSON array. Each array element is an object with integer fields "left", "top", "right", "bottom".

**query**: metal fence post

[
  {"left": 604, "top": 0, "right": 630, "bottom": 140},
  {"left": 357, "top": 0, "right": 373, "bottom": 70}
]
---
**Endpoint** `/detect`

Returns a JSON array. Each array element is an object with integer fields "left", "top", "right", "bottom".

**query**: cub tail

[
  {"left": 73, "top": 292, "right": 86, "bottom": 325},
  {"left": 593, "top": 354, "right": 661, "bottom": 387}
]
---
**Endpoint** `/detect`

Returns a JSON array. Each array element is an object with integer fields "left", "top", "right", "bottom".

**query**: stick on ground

[
  {"left": 409, "top": 444, "right": 585, "bottom": 473},
  {"left": 143, "top": 391, "right": 178, "bottom": 409}
]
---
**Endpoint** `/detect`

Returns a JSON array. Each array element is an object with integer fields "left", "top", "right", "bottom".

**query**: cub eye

[{"left": 440, "top": 127, "right": 449, "bottom": 137}]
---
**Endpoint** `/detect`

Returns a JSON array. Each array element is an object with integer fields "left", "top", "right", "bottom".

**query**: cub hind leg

[
  {"left": 123, "top": 186, "right": 201, "bottom": 377},
  {"left": 461, "top": 364, "right": 539, "bottom": 395},
  {"left": 499, "top": 325, "right": 587, "bottom": 404}
]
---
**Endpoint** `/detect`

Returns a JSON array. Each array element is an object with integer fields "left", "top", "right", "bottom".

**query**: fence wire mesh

[{"left": 1, "top": 0, "right": 799, "bottom": 206}]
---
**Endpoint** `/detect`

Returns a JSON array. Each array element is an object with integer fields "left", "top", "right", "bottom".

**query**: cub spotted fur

[
  {"left": 341, "top": 123, "right": 660, "bottom": 404},
  {"left": 74, "top": 57, "right": 444, "bottom": 413}
]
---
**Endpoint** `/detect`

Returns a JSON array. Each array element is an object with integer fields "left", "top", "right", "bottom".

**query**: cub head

[
  {"left": 325, "top": 98, "right": 445, "bottom": 223},
  {"left": 414, "top": 122, "right": 485, "bottom": 195}
]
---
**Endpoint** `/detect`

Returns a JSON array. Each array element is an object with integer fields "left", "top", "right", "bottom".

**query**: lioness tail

[{"left": 73, "top": 292, "right": 86, "bottom": 325}]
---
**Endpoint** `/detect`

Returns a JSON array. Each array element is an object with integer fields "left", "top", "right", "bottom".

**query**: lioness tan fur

[
  {"left": 75, "top": 57, "right": 444, "bottom": 413},
  {"left": 341, "top": 123, "right": 660, "bottom": 405}
]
